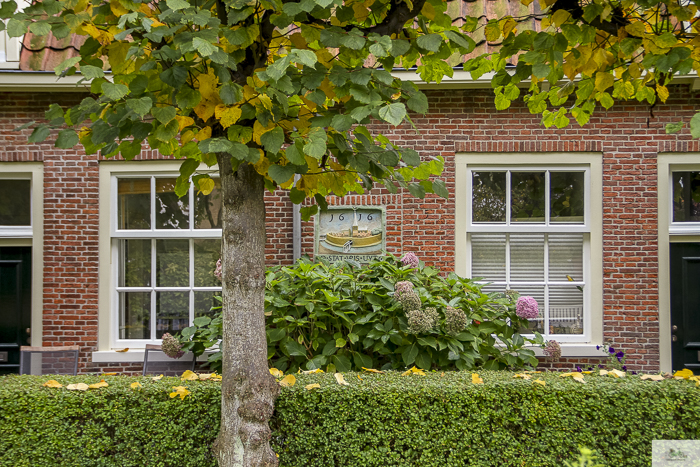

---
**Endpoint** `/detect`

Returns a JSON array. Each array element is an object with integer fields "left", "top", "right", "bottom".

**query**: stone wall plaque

[{"left": 315, "top": 206, "right": 385, "bottom": 263}]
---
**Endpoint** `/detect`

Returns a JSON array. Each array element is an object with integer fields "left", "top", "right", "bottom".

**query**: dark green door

[
  {"left": 0, "top": 247, "right": 31, "bottom": 375},
  {"left": 670, "top": 243, "right": 700, "bottom": 374}
]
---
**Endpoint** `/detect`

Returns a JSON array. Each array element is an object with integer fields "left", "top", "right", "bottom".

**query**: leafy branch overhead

[{"left": 1, "top": 0, "right": 481, "bottom": 214}]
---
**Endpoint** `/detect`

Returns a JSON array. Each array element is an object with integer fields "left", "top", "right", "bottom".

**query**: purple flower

[
  {"left": 608, "top": 347, "right": 615, "bottom": 353},
  {"left": 394, "top": 281, "right": 414, "bottom": 300},
  {"left": 630, "top": 370, "right": 637, "bottom": 375},
  {"left": 598, "top": 364, "right": 604, "bottom": 369},
  {"left": 617, "top": 355, "right": 623, "bottom": 362},
  {"left": 596, "top": 345, "right": 600, "bottom": 350},
  {"left": 516, "top": 296, "right": 539, "bottom": 319},
  {"left": 576, "top": 366, "right": 582, "bottom": 372},
  {"left": 400, "top": 252, "right": 420, "bottom": 269},
  {"left": 616, "top": 351, "right": 624, "bottom": 358},
  {"left": 622, "top": 365, "right": 627, "bottom": 371}
]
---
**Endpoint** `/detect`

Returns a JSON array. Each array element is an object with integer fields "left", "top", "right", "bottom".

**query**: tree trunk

[{"left": 213, "top": 156, "right": 280, "bottom": 467}]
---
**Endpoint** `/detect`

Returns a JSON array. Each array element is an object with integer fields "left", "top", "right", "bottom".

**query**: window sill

[
  {"left": 530, "top": 344, "right": 606, "bottom": 358},
  {"left": 92, "top": 350, "right": 213, "bottom": 364}
]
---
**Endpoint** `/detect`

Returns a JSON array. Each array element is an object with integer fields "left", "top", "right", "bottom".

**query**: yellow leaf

[
  {"left": 599, "top": 369, "right": 609, "bottom": 376},
  {"left": 181, "top": 130, "right": 195, "bottom": 145},
  {"left": 66, "top": 383, "right": 89, "bottom": 391},
  {"left": 301, "top": 368, "right": 324, "bottom": 374},
  {"left": 539, "top": 0, "right": 557, "bottom": 9},
  {"left": 175, "top": 116, "right": 194, "bottom": 132},
  {"left": 269, "top": 368, "right": 284, "bottom": 378},
  {"left": 43, "top": 380, "right": 63, "bottom": 388},
  {"left": 357, "top": 375, "right": 363, "bottom": 381},
  {"left": 243, "top": 85, "right": 257, "bottom": 101},
  {"left": 103, "top": 372, "right": 117, "bottom": 376},
  {"left": 401, "top": 366, "right": 426, "bottom": 376},
  {"left": 352, "top": 2, "right": 370, "bottom": 21},
  {"left": 500, "top": 18, "right": 517, "bottom": 38},
  {"left": 690, "top": 376, "right": 700, "bottom": 387},
  {"left": 169, "top": 386, "right": 191, "bottom": 400},
  {"left": 196, "top": 177, "right": 215, "bottom": 195},
  {"left": 514, "top": 373, "right": 532, "bottom": 379},
  {"left": 152, "top": 374, "right": 163, "bottom": 381},
  {"left": 305, "top": 383, "right": 321, "bottom": 390},
  {"left": 573, "top": 376, "right": 586, "bottom": 383},
  {"left": 533, "top": 379, "right": 546, "bottom": 386},
  {"left": 130, "top": 382, "right": 143, "bottom": 389},
  {"left": 195, "top": 126, "right": 212, "bottom": 142},
  {"left": 334, "top": 373, "right": 350, "bottom": 386},
  {"left": 551, "top": 10, "right": 571, "bottom": 27},
  {"left": 594, "top": 72, "right": 615, "bottom": 92},
  {"left": 560, "top": 372, "right": 584, "bottom": 378},
  {"left": 484, "top": 21, "right": 501, "bottom": 42},
  {"left": 609, "top": 369, "right": 626, "bottom": 378},
  {"left": 541, "top": 17, "right": 552, "bottom": 29},
  {"left": 421, "top": 2, "right": 435, "bottom": 20},
  {"left": 253, "top": 120, "right": 274, "bottom": 145},
  {"left": 215, "top": 105, "right": 242, "bottom": 129},
  {"left": 115, "top": 348, "right": 129, "bottom": 352},
  {"left": 197, "top": 71, "right": 220, "bottom": 103},
  {"left": 194, "top": 101, "right": 216, "bottom": 122},
  {"left": 472, "top": 373, "right": 484, "bottom": 384},
  {"left": 181, "top": 370, "right": 198, "bottom": 381},
  {"left": 582, "top": 371, "right": 593, "bottom": 374},
  {"left": 258, "top": 94, "right": 273, "bottom": 111},
  {"left": 110, "top": 0, "right": 129, "bottom": 16},
  {"left": 657, "top": 84, "right": 670, "bottom": 103},
  {"left": 88, "top": 380, "right": 109, "bottom": 389},
  {"left": 674, "top": 369, "right": 694, "bottom": 380},
  {"left": 362, "top": 367, "right": 384, "bottom": 374},
  {"left": 625, "top": 21, "right": 646, "bottom": 38},
  {"left": 197, "top": 373, "right": 215, "bottom": 381},
  {"left": 520, "top": 0, "right": 534, "bottom": 6},
  {"left": 279, "top": 374, "right": 296, "bottom": 387},
  {"left": 640, "top": 374, "right": 664, "bottom": 381}
]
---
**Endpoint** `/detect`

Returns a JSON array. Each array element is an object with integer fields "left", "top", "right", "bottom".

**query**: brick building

[{"left": 0, "top": 27, "right": 698, "bottom": 375}]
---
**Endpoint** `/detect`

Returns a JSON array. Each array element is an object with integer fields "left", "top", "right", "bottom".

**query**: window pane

[
  {"left": 511, "top": 286, "right": 545, "bottom": 334},
  {"left": 156, "top": 239, "right": 189, "bottom": 287},
  {"left": 194, "top": 239, "right": 221, "bottom": 287},
  {"left": 549, "top": 286, "right": 584, "bottom": 335},
  {"left": 510, "top": 233, "right": 544, "bottom": 281},
  {"left": 471, "top": 233, "right": 506, "bottom": 281},
  {"left": 472, "top": 172, "right": 506, "bottom": 223},
  {"left": 0, "top": 180, "right": 30, "bottom": 226},
  {"left": 195, "top": 178, "right": 222, "bottom": 229},
  {"left": 550, "top": 172, "right": 584, "bottom": 223},
  {"left": 548, "top": 234, "right": 583, "bottom": 283},
  {"left": 672, "top": 172, "right": 700, "bottom": 222},
  {"left": 118, "top": 178, "right": 150, "bottom": 230},
  {"left": 511, "top": 172, "right": 545, "bottom": 223},
  {"left": 156, "top": 178, "right": 189, "bottom": 229},
  {"left": 119, "top": 292, "right": 150, "bottom": 339},
  {"left": 156, "top": 291, "right": 189, "bottom": 339},
  {"left": 195, "top": 291, "right": 222, "bottom": 318},
  {"left": 119, "top": 239, "right": 151, "bottom": 287}
]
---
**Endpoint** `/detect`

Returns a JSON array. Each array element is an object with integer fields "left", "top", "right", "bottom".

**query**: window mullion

[
  {"left": 544, "top": 233, "right": 549, "bottom": 338},
  {"left": 505, "top": 170, "right": 511, "bottom": 227},
  {"left": 190, "top": 238, "right": 195, "bottom": 325},
  {"left": 545, "top": 170, "right": 550, "bottom": 227},
  {"left": 151, "top": 238, "right": 156, "bottom": 341}
]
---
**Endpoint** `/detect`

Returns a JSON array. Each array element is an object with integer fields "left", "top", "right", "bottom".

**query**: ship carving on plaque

[{"left": 317, "top": 206, "right": 384, "bottom": 260}]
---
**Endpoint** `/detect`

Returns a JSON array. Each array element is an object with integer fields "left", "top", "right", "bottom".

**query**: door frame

[{"left": 0, "top": 163, "right": 43, "bottom": 350}]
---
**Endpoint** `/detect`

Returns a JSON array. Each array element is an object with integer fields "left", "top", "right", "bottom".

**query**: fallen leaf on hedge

[
  {"left": 472, "top": 373, "right": 484, "bottom": 384},
  {"left": 609, "top": 369, "right": 626, "bottom": 378},
  {"left": 115, "top": 348, "right": 129, "bottom": 352},
  {"left": 305, "top": 383, "right": 321, "bottom": 390},
  {"left": 269, "top": 368, "right": 284, "bottom": 378},
  {"left": 582, "top": 371, "right": 593, "bottom": 374},
  {"left": 401, "top": 366, "right": 426, "bottom": 376},
  {"left": 440, "top": 372, "right": 445, "bottom": 377},
  {"left": 533, "top": 379, "right": 546, "bottom": 386},
  {"left": 514, "top": 373, "right": 531, "bottom": 380},
  {"left": 169, "top": 386, "right": 191, "bottom": 400},
  {"left": 151, "top": 374, "right": 163, "bottom": 381},
  {"left": 43, "top": 380, "right": 62, "bottom": 388},
  {"left": 335, "top": 373, "right": 349, "bottom": 386},
  {"left": 279, "top": 374, "right": 296, "bottom": 387},
  {"left": 301, "top": 368, "right": 324, "bottom": 374},
  {"left": 524, "top": 370, "right": 542, "bottom": 374},
  {"left": 181, "top": 370, "right": 198, "bottom": 381},
  {"left": 674, "top": 369, "right": 694, "bottom": 380},
  {"left": 66, "top": 383, "right": 89, "bottom": 391},
  {"left": 690, "top": 376, "right": 699, "bottom": 387},
  {"left": 88, "top": 380, "right": 109, "bottom": 389},
  {"left": 641, "top": 374, "right": 664, "bottom": 381},
  {"left": 560, "top": 372, "right": 585, "bottom": 383},
  {"left": 357, "top": 375, "right": 363, "bottom": 381},
  {"left": 130, "top": 382, "right": 142, "bottom": 389},
  {"left": 599, "top": 370, "right": 609, "bottom": 376},
  {"left": 103, "top": 372, "right": 117, "bottom": 376},
  {"left": 198, "top": 373, "right": 220, "bottom": 381},
  {"left": 362, "top": 367, "right": 384, "bottom": 374}
]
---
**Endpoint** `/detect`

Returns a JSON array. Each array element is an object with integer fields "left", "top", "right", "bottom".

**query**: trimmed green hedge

[{"left": 1, "top": 372, "right": 699, "bottom": 466}]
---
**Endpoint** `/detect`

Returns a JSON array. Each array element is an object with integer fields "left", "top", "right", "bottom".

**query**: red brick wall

[{"left": 3, "top": 85, "right": 700, "bottom": 374}]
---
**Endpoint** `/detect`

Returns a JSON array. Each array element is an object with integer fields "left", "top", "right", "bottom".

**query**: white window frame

[
  {"left": 668, "top": 165, "right": 700, "bottom": 235},
  {"left": 455, "top": 153, "right": 604, "bottom": 354},
  {"left": 98, "top": 161, "right": 221, "bottom": 352},
  {"left": 0, "top": 172, "right": 33, "bottom": 237},
  {"left": 0, "top": 0, "right": 29, "bottom": 69}
]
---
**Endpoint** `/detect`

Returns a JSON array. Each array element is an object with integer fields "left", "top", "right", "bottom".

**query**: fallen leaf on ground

[
  {"left": 335, "top": 373, "right": 349, "bottom": 386},
  {"left": 180, "top": 370, "right": 198, "bottom": 381},
  {"left": 169, "top": 386, "right": 191, "bottom": 400},
  {"left": 88, "top": 380, "right": 109, "bottom": 389},
  {"left": 43, "top": 380, "right": 62, "bottom": 388},
  {"left": 305, "top": 383, "right": 321, "bottom": 390},
  {"left": 269, "top": 368, "right": 283, "bottom": 378},
  {"left": 641, "top": 374, "right": 664, "bottom": 381},
  {"left": 151, "top": 374, "right": 163, "bottom": 381},
  {"left": 472, "top": 373, "right": 484, "bottom": 384},
  {"left": 362, "top": 367, "right": 384, "bottom": 374},
  {"left": 66, "top": 383, "right": 89, "bottom": 391},
  {"left": 279, "top": 374, "right": 296, "bottom": 387},
  {"left": 130, "top": 382, "right": 142, "bottom": 389}
]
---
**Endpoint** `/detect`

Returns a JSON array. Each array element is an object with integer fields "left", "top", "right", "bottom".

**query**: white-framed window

[
  {"left": 0, "top": 0, "right": 29, "bottom": 70},
  {"left": 466, "top": 166, "right": 591, "bottom": 342},
  {"left": 111, "top": 174, "right": 222, "bottom": 345},
  {"left": 0, "top": 173, "right": 32, "bottom": 237},
  {"left": 669, "top": 169, "right": 700, "bottom": 234}
]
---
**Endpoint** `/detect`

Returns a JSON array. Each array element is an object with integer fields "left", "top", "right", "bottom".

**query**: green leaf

[
  {"left": 220, "top": 83, "right": 243, "bottom": 105},
  {"left": 28, "top": 125, "right": 50, "bottom": 143},
  {"left": 268, "top": 164, "right": 296, "bottom": 185},
  {"left": 335, "top": 338, "right": 346, "bottom": 348},
  {"left": 378, "top": 103, "right": 406, "bottom": 126},
  {"left": 407, "top": 182, "right": 426, "bottom": 199},
  {"left": 79, "top": 65, "right": 104, "bottom": 80},
  {"left": 261, "top": 127, "right": 285, "bottom": 154},
  {"left": 193, "top": 316, "right": 211, "bottom": 327},
  {"left": 444, "top": 30, "right": 475, "bottom": 52},
  {"left": 415, "top": 351, "right": 431, "bottom": 370},
  {"left": 126, "top": 97, "right": 153, "bottom": 117},
  {"left": 154, "top": 119, "right": 179, "bottom": 142},
  {"left": 7, "top": 18, "right": 27, "bottom": 38},
  {"left": 416, "top": 34, "right": 443, "bottom": 52},
  {"left": 28, "top": 21, "right": 51, "bottom": 36},
  {"left": 402, "top": 343, "right": 419, "bottom": 366},
  {"left": 432, "top": 179, "right": 449, "bottom": 199},
  {"left": 285, "top": 340, "right": 307, "bottom": 357},
  {"left": 331, "top": 355, "right": 352, "bottom": 372},
  {"left": 151, "top": 106, "right": 177, "bottom": 124},
  {"left": 267, "top": 328, "right": 286, "bottom": 343},
  {"left": 666, "top": 122, "right": 684, "bottom": 135},
  {"left": 285, "top": 144, "right": 306, "bottom": 165},
  {"left": 54, "top": 56, "right": 81, "bottom": 76},
  {"left": 291, "top": 49, "right": 317, "bottom": 67},
  {"left": 55, "top": 129, "right": 79, "bottom": 149},
  {"left": 193, "top": 37, "right": 216, "bottom": 57},
  {"left": 322, "top": 340, "right": 338, "bottom": 356},
  {"left": 102, "top": 83, "right": 130, "bottom": 101},
  {"left": 299, "top": 205, "right": 318, "bottom": 221},
  {"left": 690, "top": 113, "right": 700, "bottom": 139},
  {"left": 166, "top": 0, "right": 190, "bottom": 10},
  {"left": 160, "top": 66, "right": 188, "bottom": 88},
  {"left": 304, "top": 128, "right": 327, "bottom": 159}
]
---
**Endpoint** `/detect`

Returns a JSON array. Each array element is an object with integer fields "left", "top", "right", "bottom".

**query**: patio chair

[
  {"left": 142, "top": 344, "right": 197, "bottom": 376},
  {"left": 19, "top": 345, "right": 79, "bottom": 375}
]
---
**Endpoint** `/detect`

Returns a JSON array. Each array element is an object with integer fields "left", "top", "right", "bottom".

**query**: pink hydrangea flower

[
  {"left": 214, "top": 259, "right": 222, "bottom": 281},
  {"left": 516, "top": 296, "right": 539, "bottom": 319},
  {"left": 394, "top": 281, "right": 414, "bottom": 300},
  {"left": 543, "top": 340, "right": 562, "bottom": 360},
  {"left": 400, "top": 252, "right": 419, "bottom": 268}
]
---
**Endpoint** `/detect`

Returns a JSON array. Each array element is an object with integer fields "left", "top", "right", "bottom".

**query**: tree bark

[{"left": 213, "top": 155, "right": 280, "bottom": 467}]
